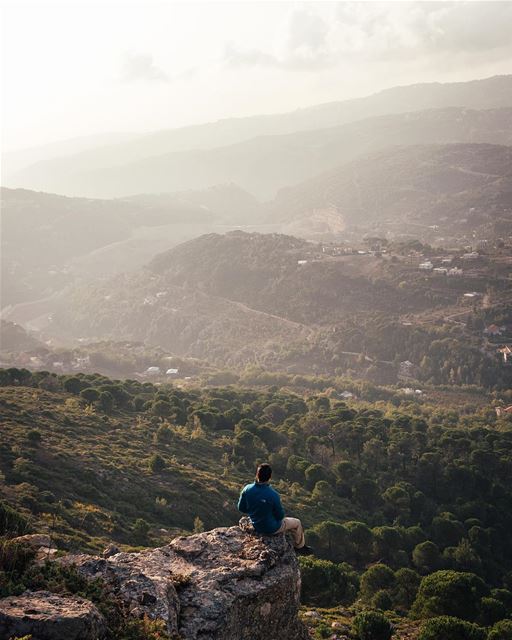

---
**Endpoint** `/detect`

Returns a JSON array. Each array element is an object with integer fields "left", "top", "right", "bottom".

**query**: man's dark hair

[{"left": 256, "top": 463, "right": 272, "bottom": 483}]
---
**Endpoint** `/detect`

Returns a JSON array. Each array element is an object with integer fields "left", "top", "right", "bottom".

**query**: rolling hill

[
  {"left": 0, "top": 185, "right": 268, "bottom": 308},
  {"left": 35, "top": 231, "right": 448, "bottom": 373},
  {"left": 273, "top": 143, "right": 512, "bottom": 242}
]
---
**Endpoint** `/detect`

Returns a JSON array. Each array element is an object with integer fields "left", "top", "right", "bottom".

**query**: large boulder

[
  {"left": 0, "top": 590, "right": 106, "bottom": 640},
  {"left": 61, "top": 525, "right": 308, "bottom": 640}
]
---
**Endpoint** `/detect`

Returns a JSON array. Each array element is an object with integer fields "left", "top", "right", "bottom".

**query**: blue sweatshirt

[{"left": 237, "top": 481, "right": 285, "bottom": 534}]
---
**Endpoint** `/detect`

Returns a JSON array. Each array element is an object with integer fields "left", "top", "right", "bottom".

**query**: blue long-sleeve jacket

[{"left": 237, "top": 481, "right": 285, "bottom": 534}]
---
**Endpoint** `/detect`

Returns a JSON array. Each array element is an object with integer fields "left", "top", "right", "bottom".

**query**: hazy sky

[{"left": 2, "top": 0, "right": 512, "bottom": 151}]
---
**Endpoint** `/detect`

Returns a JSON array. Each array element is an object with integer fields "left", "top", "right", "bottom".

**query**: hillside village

[{"left": 2, "top": 230, "right": 511, "bottom": 400}]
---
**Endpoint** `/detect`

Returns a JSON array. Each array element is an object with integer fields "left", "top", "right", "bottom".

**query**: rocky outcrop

[
  {"left": 61, "top": 525, "right": 308, "bottom": 640},
  {"left": 11, "top": 533, "right": 58, "bottom": 562},
  {"left": 0, "top": 591, "right": 106, "bottom": 640}
]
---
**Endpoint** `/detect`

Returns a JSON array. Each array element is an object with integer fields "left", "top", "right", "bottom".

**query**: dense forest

[{"left": 1, "top": 368, "right": 512, "bottom": 639}]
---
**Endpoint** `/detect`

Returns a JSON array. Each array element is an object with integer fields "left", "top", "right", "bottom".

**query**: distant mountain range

[{"left": 5, "top": 75, "right": 512, "bottom": 198}]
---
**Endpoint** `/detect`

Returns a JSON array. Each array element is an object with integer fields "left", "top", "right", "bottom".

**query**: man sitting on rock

[{"left": 238, "top": 463, "right": 313, "bottom": 555}]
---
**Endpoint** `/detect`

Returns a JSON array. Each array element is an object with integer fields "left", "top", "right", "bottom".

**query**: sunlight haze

[{"left": 3, "top": 0, "right": 512, "bottom": 150}]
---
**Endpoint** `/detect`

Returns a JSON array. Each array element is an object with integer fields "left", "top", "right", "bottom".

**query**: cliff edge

[{"left": 1, "top": 525, "right": 308, "bottom": 640}]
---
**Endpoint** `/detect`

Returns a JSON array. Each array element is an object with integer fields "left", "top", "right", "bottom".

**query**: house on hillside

[
  {"left": 433, "top": 267, "right": 448, "bottom": 275},
  {"left": 448, "top": 267, "right": 464, "bottom": 277},
  {"left": 145, "top": 366, "right": 161, "bottom": 376},
  {"left": 297, "top": 260, "right": 308, "bottom": 265},
  {"left": 72, "top": 356, "right": 90, "bottom": 370},
  {"left": 462, "top": 252, "right": 480, "bottom": 261},
  {"left": 419, "top": 261, "right": 433, "bottom": 270},
  {"left": 166, "top": 368, "right": 179, "bottom": 376},
  {"left": 495, "top": 405, "right": 512, "bottom": 417},
  {"left": 484, "top": 324, "right": 502, "bottom": 337},
  {"left": 498, "top": 346, "right": 511, "bottom": 363}
]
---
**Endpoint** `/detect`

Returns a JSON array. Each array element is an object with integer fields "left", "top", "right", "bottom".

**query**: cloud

[
  {"left": 224, "top": 9, "right": 333, "bottom": 72},
  {"left": 224, "top": 2, "right": 512, "bottom": 72},
  {"left": 120, "top": 52, "right": 169, "bottom": 83},
  {"left": 224, "top": 43, "right": 278, "bottom": 69}
]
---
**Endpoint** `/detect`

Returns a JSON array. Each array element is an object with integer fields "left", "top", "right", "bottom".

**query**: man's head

[{"left": 256, "top": 463, "right": 272, "bottom": 483}]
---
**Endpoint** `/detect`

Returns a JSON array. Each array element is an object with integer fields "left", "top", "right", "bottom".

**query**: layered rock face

[{"left": 60, "top": 525, "right": 308, "bottom": 640}]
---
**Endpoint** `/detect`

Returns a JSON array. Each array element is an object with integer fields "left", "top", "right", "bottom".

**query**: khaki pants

[{"left": 276, "top": 517, "right": 305, "bottom": 549}]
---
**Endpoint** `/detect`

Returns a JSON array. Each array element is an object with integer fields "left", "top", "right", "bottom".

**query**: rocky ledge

[
  {"left": 0, "top": 524, "right": 308, "bottom": 640},
  {"left": 0, "top": 590, "right": 105, "bottom": 640}
]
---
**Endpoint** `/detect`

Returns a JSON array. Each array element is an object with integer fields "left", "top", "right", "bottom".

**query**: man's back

[{"left": 237, "top": 481, "right": 284, "bottom": 534}]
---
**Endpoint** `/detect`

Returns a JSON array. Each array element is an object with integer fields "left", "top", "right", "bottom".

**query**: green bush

[
  {"left": 0, "top": 502, "right": 30, "bottom": 537},
  {"left": 27, "top": 429, "right": 42, "bottom": 446},
  {"left": 148, "top": 454, "right": 166, "bottom": 473},
  {"left": 300, "top": 556, "right": 358, "bottom": 607},
  {"left": 360, "top": 564, "right": 395, "bottom": 603},
  {"left": 393, "top": 568, "right": 421, "bottom": 610},
  {"left": 490, "top": 589, "right": 512, "bottom": 611},
  {"left": 80, "top": 387, "right": 100, "bottom": 403},
  {"left": 412, "top": 570, "right": 488, "bottom": 621},
  {"left": 0, "top": 537, "right": 35, "bottom": 574},
  {"left": 63, "top": 377, "right": 83, "bottom": 395},
  {"left": 352, "top": 610, "right": 393, "bottom": 640},
  {"left": 488, "top": 619, "right": 512, "bottom": 640},
  {"left": 418, "top": 616, "right": 486, "bottom": 640},
  {"left": 155, "top": 424, "right": 173, "bottom": 444},
  {"left": 478, "top": 597, "right": 507, "bottom": 626},
  {"left": 372, "top": 589, "right": 393, "bottom": 611}
]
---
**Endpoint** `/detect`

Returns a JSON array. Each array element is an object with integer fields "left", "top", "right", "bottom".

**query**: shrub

[
  {"left": 80, "top": 388, "right": 100, "bottom": 403},
  {"left": 0, "top": 538, "right": 35, "bottom": 575},
  {"left": 412, "top": 570, "right": 488, "bottom": 621},
  {"left": 132, "top": 518, "right": 150, "bottom": 545},
  {"left": 418, "top": 616, "right": 486, "bottom": 640},
  {"left": 26, "top": 429, "right": 42, "bottom": 446},
  {"left": 300, "top": 556, "right": 358, "bottom": 607},
  {"left": 352, "top": 610, "right": 393, "bottom": 640},
  {"left": 393, "top": 568, "right": 421, "bottom": 610},
  {"left": 372, "top": 589, "right": 393, "bottom": 611},
  {"left": 488, "top": 620, "right": 512, "bottom": 640},
  {"left": 360, "top": 564, "right": 395, "bottom": 603},
  {"left": 0, "top": 502, "right": 30, "bottom": 537},
  {"left": 155, "top": 424, "right": 173, "bottom": 444},
  {"left": 491, "top": 588, "right": 512, "bottom": 610},
  {"left": 63, "top": 377, "right": 83, "bottom": 395},
  {"left": 478, "top": 597, "right": 507, "bottom": 626},
  {"left": 413, "top": 541, "right": 441, "bottom": 573},
  {"left": 148, "top": 454, "right": 166, "bottom": 473},
  {"left": 98, "top": 391, "right": 114, "bottom": 413},
  {"left": 152, "top": 400, "right": 172, "bottom": 418}
]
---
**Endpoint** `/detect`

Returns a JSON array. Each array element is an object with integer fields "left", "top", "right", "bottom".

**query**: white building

[{"left": 145, "top": 366, "right": 161, "bottom": 376}]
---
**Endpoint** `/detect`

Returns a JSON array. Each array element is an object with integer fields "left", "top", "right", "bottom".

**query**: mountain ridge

[{"left": 6, "top": 74, "right": 512, "bottom": 197}]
